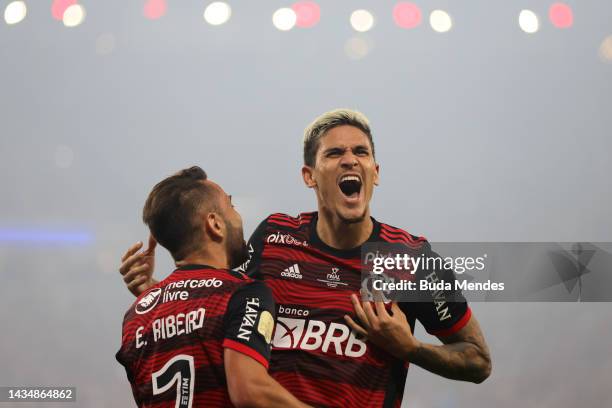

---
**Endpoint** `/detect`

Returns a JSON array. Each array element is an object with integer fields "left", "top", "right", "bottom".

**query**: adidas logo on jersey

[{"left": 281, "top": 264, "right": 303, "bottom": 280}]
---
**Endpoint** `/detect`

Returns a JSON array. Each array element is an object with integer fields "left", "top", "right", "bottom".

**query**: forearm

[
  {"left": 407, "top": 340, "right": 491, "bottom": 383},
  {"left": 248, "top": 377, "right": 311, "bottom": 408},
  {"left": 225, "top": 348, "right": 310, "bottom": 408},
  {"left": 232, "top": 375, "right": 310, "bottom": 408}
]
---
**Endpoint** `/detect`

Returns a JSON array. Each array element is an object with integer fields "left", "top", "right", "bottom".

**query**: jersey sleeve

[
  {"left": 233, "top": 218, "right": 268, "bottom": 279},
  {"left": 402, "top": 242, "right": 472, "bottom": 337},
  {"left": 222, "top": 280, "right": 276, "bottom": 369}
]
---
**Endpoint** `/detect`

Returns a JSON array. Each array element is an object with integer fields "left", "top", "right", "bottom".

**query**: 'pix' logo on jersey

[
  {"left": 135, "top": 288, "right": 162, "bottom": 315},
  {"left": 266, "top": 232, "right": 308, "bottom": 247}
]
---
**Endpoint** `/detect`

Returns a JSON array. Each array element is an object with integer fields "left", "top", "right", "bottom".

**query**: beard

[{"left": 225, "top": 220, "right": 249, "bottom": 270}]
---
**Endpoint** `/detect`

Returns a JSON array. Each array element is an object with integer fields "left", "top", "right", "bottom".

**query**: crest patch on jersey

[{"left": 257, "top": 311, "right": 274, "bottom": 344}]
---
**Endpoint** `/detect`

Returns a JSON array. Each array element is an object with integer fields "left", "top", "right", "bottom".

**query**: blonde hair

[{"left": 302, "top": 109, "right": 374, "bottom": 167}]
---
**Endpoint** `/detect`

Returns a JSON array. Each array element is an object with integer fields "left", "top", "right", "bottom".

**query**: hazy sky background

[{"left": 1, "top": 1, "right": 611, "bottom": 407}]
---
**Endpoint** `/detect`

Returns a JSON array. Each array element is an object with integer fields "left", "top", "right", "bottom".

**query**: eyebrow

[
  {"left": 323, "top": 145, "right": 370, "bottom": 154},
  {"left": 353, "top": 145, "right": 370, "bottom": 151}
]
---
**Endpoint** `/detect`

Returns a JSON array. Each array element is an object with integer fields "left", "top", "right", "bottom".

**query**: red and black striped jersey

[
  {"left": 235, "top": 212, "right": 471, "bottom": 408},
  {"left": 116, "top": 265, "right": 276, "bottom": 408}
]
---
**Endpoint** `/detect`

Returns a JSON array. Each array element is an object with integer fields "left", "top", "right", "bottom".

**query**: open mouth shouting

[{"left": 338, "top": 174, "right": 363, "bottom": 203}]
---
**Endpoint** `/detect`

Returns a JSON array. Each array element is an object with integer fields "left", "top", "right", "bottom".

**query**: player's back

[{"left": 116, "top": 265, "right": 257, "bottom": 407}]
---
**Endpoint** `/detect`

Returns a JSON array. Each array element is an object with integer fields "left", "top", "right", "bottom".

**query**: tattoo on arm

[{"left": 409, "top": 317, "right": 492, "bottom": 383}]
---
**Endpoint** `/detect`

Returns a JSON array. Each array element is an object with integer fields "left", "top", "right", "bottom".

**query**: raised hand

[
  {"left": 119, "top": 235, "right": 158, "bottom": 296},
  {"left": 344, "top": 292, "right": 419, "bottom": 360}
]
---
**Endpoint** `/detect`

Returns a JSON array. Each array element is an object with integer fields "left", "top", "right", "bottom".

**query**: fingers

[
  {"left": 344, "top": 315, "right": 368, "bottom": 338},
  {"left": 126, "top": 275, "right": 148, "bottom": 294},
  {"left": 119, "top": 250, "right": 149, "bottom": 276},
  {"left": 390, "top": 301, "right": 407, "bottom": 321},
  {"left": 121, "top": 241, "right": 143, "bottom": 263},
  {"left": 375, "top": 299, "right": 389, "bottom": 320},
  {"left": 391, "top": 301, "right": 402, "bottom": 315},
  {"left": 145, "top": 234, "right": 157, "bottom": 254},
  {"left": 122, "top": 263, "right": 150, "bottom": 284},
  {"left": 350, "top": 294, "right": 371, "bottom": 328},
  {"left": 362, "top": 296, "right": 378, "bottom": 327}
]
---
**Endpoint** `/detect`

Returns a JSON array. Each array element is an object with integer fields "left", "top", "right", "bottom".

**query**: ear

[
  {"left": 302, "top": 165, "right": 317, "bottom": 188},
  {"left": 204, "top": 212, "right": 225, "bottom": 241},
  {"left": 374, "top": 162, "right": 380, "bottom": 186}
]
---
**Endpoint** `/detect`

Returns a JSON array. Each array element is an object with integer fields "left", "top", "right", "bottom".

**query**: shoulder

[
  {"left": 227, "top": 280, "right": 275, "bottom": 312},
  {"left": 235, "top": 279, "right": 272, "bottom": 296},
  {"left": 376, "top": 220, "right": 429, "bottom": 249},
  {"left": 264, "top": 212, "right": 316, "bottom": 229},
  {"left": 247, "top": 212, "right": 315, "bottom": 240},
  {"left": 121, "top": 281, "right": 166, "bottom": 324},
  {"left": 161, "top": 268, "right": 251, "bottom": 296}
]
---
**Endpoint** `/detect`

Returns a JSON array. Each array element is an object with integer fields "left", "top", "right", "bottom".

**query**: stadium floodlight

[
  {"left": 292, "top": 1, "right": 320, "bottom": 28},
  {"left": 52, "top": 0, "right": 76, "bottom": 20},
  {"left": 4, "top": 1, "right": 27, "bottom": 25},
  {"left": 519, "top": 9, "right": 539, "bottom": 34},
  {"left": 63, "top": 3, "right": 85, "bottom": 27},
  {"left": 272, "top": 7, "right": 297, "bottom": 31},
  {"left": 429, "top": 9, "right": 452, "bottom": 33},
  {"left": 350, "top": 9, "right": 374, "bottom": 32},
  {"left": 549, "top": 3, "right": 573, "bottom": 29},
  {"left": 143, "top": 0, "right": 167, "bottom": 20},
  {"left": 204, "top": 2, "right": 231, "bottom": 26},
  {"left": 393, "top": 2, "right": 422, "bottom": 29}
]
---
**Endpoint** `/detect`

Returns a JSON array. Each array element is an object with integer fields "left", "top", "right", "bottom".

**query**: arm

[
  {"left": 222, "top": 281, "right": 311, "bottom": 407},
  {"left": 345, "top": 295, "right": 491, "bottom": 384},
  {"left": 224, "top": 349, "right": 311, "bottom": 408},
  {"left": 408, "top": 315, "right": 491, "bottom": 383}
]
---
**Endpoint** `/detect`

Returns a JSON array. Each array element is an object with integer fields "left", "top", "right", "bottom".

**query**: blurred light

[
  {"left": 429, "top": 10, "right": 452, "bottom": 33},
  {"left": 350, "top": 9, "right": 374, "bottom": 33},
  {"left": 52, "top": 0, "right": 76, "bottom": 21},
  {"left": 519, "top": 10, "right": 539, "bottom": 34},
  {"left": 599, "top": 35, "right": 612, "bottom": 63},
  {"left": 344, "top": 36, "right": 372, "bottom": 60},
  {"left": 97, "top": 249, "right": 118, "bottom": 274},
  {"left": 393, "top": 2, "right": 421, "bottom": 29},
  {"left": 144, "top": 0, "right": 166, "bottom": 20},
  {"left": 96, "top": 33, "right": 116, "bottom": 56},
  {"left": 204, "top": 2, "right": 231, "bottom": 26},
  {"left": 54, "top": 145, "right": 74, "bottom": 169},
  {"left": 292, "top": 1, "right": 320, "bottom": 28},
  {"left": 549, "top": 3, "right": 573, "bottom": 29},
  {"left": 272, "top": 8, "right": 297, "bottom": 31},
  {"left": 0, "top": 228, "right": 93, "bottom": 245},
  {"left": 63, "top": 3, "right": 85, "bottom": 27},
  {"left": 4, "top": 1, "right": 27, "bottom": 25}
]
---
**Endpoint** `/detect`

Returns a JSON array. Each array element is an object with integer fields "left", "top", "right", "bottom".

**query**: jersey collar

[
  {"left": 309, "top": 212, "right": 381, "bottom": 259},
  {"left": 174, "top": 264, "right": 219, "bottom": 271}
]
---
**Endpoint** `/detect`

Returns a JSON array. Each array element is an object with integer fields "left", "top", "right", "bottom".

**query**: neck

[
  {"left": 316, "top": 208, "right": 373, "bottom": 250},
  {"left": 175, "top": 246, "right": 229, "bottom": 270}
]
